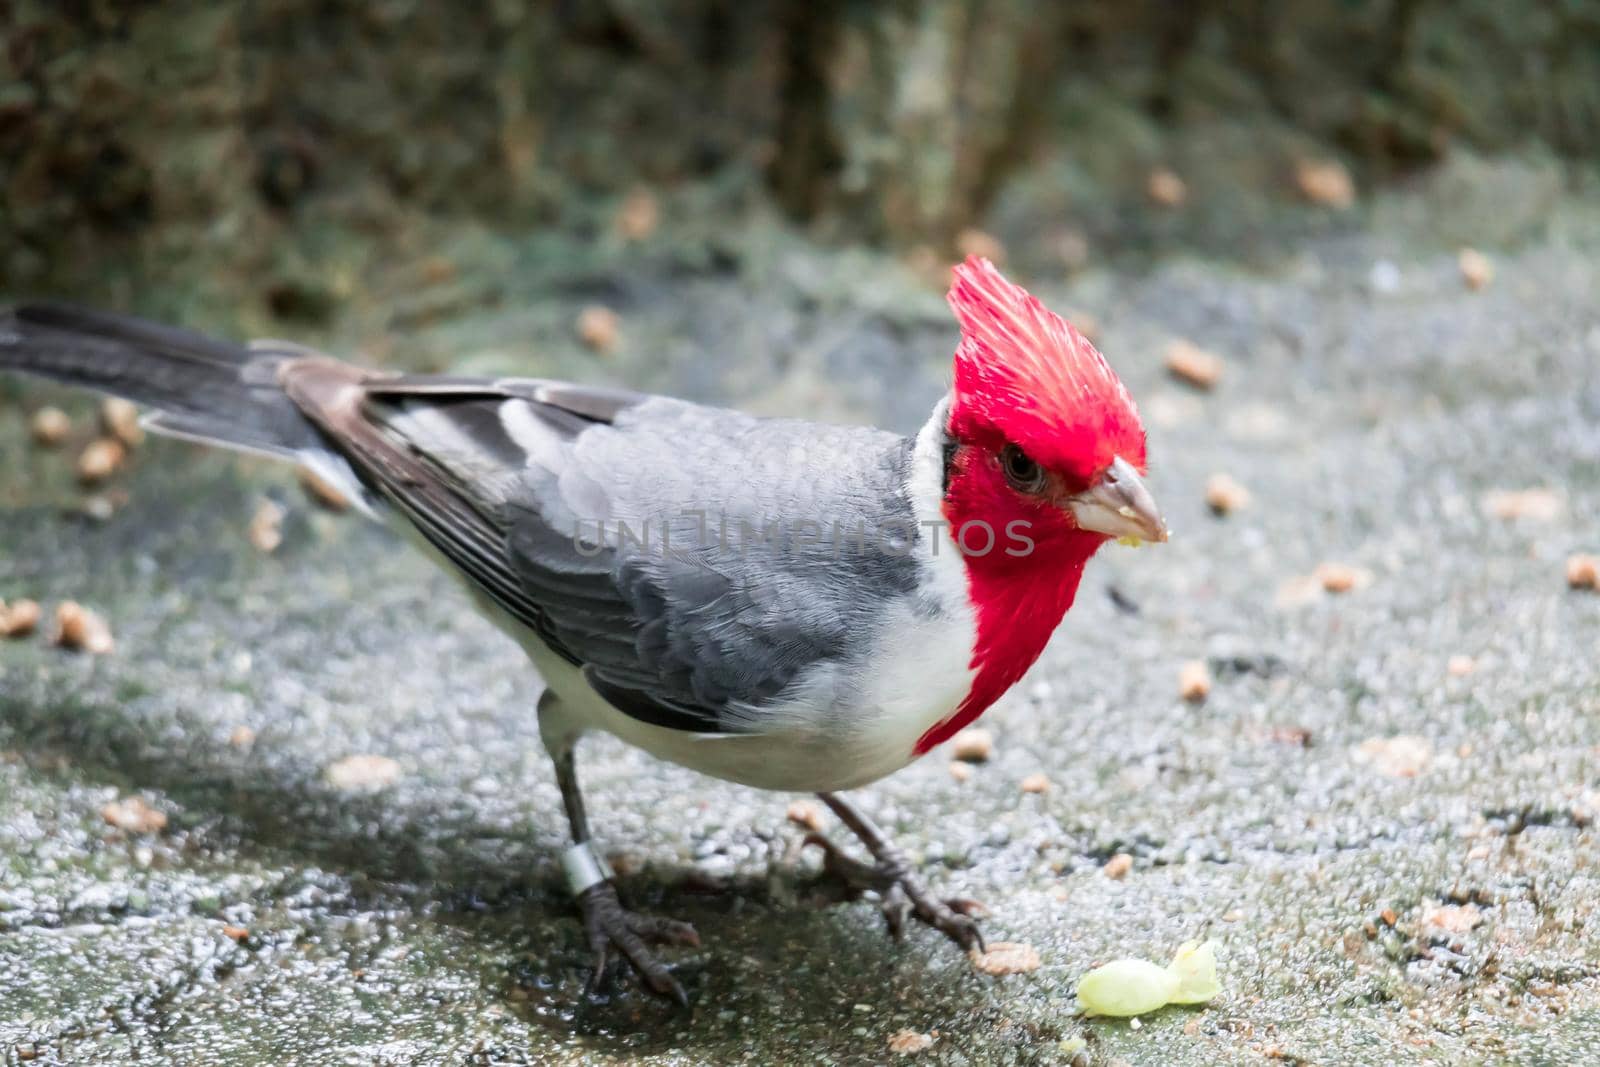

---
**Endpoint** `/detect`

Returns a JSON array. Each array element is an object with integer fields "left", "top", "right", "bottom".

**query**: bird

[{"left": 0, "top": 257, "right": 1165, "bottom": 1003}]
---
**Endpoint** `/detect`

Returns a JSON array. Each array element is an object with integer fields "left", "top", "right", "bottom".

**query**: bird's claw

[
  {"left": 803, "top": 831, "right": 986, "bottom": 953},
  {"left": 577, "top": 881, "right": 699, "bottom": 1006}
]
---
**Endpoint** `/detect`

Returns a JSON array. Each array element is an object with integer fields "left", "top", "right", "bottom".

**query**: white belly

[{"left": 523, "top": 591, "right": 976, "bottom": 793}]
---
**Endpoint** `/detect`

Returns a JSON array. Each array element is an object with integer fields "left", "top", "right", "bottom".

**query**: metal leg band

[{"left": 561, "top": 841, "right": 614, "bottom": 896}]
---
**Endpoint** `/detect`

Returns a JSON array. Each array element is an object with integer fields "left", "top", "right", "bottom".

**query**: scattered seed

[
  {"left": 77, "top": 490, "right": 127, "bottom": 523},
  {"left": 887, "top": 1029, "right": 936, "bottom": 1055},
  {"left": 1355, "top": 735, "right": 1431, "bottom": 778},
  {"left": 970, "top": 940, "right": 1041, "bottom": 975},
  {"left": 948, "top": 760, "right": 974, "bottom": 783},
  {"left": 615, "top": 188, "right": 660, "bottom": 241},
  {"left": 1019, "top": 773, "right": 1051, "bottom": 794},
  {"left": 1458, "top": 248, "right": 1493, "bottom": 291},
  {"left": 76, "top": 438, "right": 126, "bottom": 484},
  {"left": 1164, "top": 339, "right": 1223, "bottom": 390},
  {"left": 1293, "top": 158, "right": 1355, "bottom": 208},
  {"left": 420, "top": 256, "right": 457, "bottom": 285},
  {"left": 785, "top": 800, "right": 823, "bottom": 832},
  {"left": 101, "top": 796, "right": 167, "bottom": 834},
  {"left": 298, "top": 466, "right": 351, "bottom": 511},
  {"left": 1447, "top": 655, "right": 1476, "bottom": 677},
  {"left": 1178, "top": 659, "right": 1211, "bottom": 703},
  {"left": 222, "top": 924, "right": 251, "bottom": 942},
  {"left": 1103, "top": 852, "right": 1134, "bottom": 879},
  {"left": 30, "top": 406, "right": 72, "bottom": 447},
  {"left": 100, "top": 397, "right": 144, "bottom": 449},
  {"left": 0, "top": 598, "right": 40, "bottom": 638},
  {"left": 950, "top": 728, "right": 994, "bottom": 763},
  {"left": 1205, "top": 473, "right": 1251, "bottom": 515},
  {"left": 53, "top": 601, "right": 114, "bottom": 654},
  {"left": 248, "top": 499, "right": 285, "bottom": 554},
  {"left": 576, "top": 305, "right": 620, "bottom": 353},
  {"left": 1482, "top": 488, "right": 1562, "bottom": 522},
  {"left": 1314, "top": 562, "right": 1362, "bottom": 594},
  {"left": 956, "top": 228, "right": 1005, "bottom": 264},
  {"left": 1146, "top": 167, "right": 1187, "bottom": 208},
  {"left": 1565, "top": 554, "right": 1599, "bottom": 590},
  {"left": 1379, "top": 908, "right": 1398, "bottom": 926},
  {"left": 325, "top": 754, "right": 403, "bottom": 791},
  {"left": 1421, "top": 902, "right": 1482, "bottom": 936},
  {"left": 1260, "top": 725, "right": 1312, "bottom": 747}
]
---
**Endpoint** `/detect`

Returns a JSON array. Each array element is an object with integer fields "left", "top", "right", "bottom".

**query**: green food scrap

[{"left": 1075, "top": 940, "right": 1220, "bottom": 1018}]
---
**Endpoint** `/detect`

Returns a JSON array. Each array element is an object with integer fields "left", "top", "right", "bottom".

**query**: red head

[
  {"left": 915, "top": 257, "right": 1165, "bottom": 754},
  {"left": 948, "top": 256, "right": 1146, "bottom": 487}
]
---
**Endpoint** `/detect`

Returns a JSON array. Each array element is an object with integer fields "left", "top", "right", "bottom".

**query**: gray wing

[{"left": 341, "top": 375, "right": 921, "bottom": 735}]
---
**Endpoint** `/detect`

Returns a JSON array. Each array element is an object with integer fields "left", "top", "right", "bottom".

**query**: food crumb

[
  {"left": 1356, "top": 735, "right": 1432, "bottom": 778},
  {"left": 576, "top": 305, "right": 620, "bottom": 352},
  {"left": 325, "top": 754, "right": 403, "bottom": 791},
  {"left": 31, "top": 406, "right": 72, "bottom": 447},
  {"left": 785, "top": 800, "right": 823, "bottom": 832},
  {"left": 100, "top": 397, "right": 144, "bottom": 449},
  {"left": 1204, "top": 473, "right": 1251, "bottom": 515},
  {"left": 614, "top": 188, "right": 660, "bottom": 241},
  {"left": 1565, "top": 554, "right": 1599, "bottom": 590},
  {"left": 76, "top": 438, "right": 126, "bottom": 484},
  {"left": 1164, "top": 340, "right": 1223, "bottom": 390},
  {"left": 1314, "top": 562, "right": 1362, "bottom": 594},
  {"left": 53, "top": 601, "right": 114, "bottom": 654},
  {"left": 1103, "top": 852, "right": 1134, "bottom": 879},
  {"left": 1146, "top": 167, "right": 1187, "bottom": 208},
  {"left": 101, "top": 796, "right": 167, "bottom": 834},
  {"left": 970, "top": 941, "right": 1041, "bottom": 975},
  {"left": 222, "top": 925, "right": 250, "bottom": 942},
  {"left": 948, "top": 760, "right": 974, "bottom": 783},
  {"left": 951, "top": 728, "right": 994, "bottom": 763},
  {"left": 228, "top": 725, "right": 257, "bottom": 750},
  {"left": 1458, "top": 248, "right": 1493, "bottom": 291},
  {"left": 1178, "top": 659, "right": 1211, "bottom": 703},
  {"left": 1421, "top": 902, "right": 1482, "bottom": 935},
  {"left": 1293, "top": 158, "right": 1355, "bottom": 208},
  {"left": 886, "top": 1029, "right": 936, "bottom": 1055},
  {"left": 1019, "top": 773, "right": 1051, "bottom": 794},
  {"left": 0, "top": 598, "right": 41, "bottom": 638},
  {"left": 1482, "top": 488, "right": 1562, "bottom": 522},
  {"left": 956, "top": 228, "right": 1005, "bottom": 264},
  {"left": 248, "top": 499, "right": 286, "bottom": 554}
]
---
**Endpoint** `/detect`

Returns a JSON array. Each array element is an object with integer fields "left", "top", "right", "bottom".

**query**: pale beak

[{"left": 1067, "top": 456, "right": 1168, "bottom": 543}]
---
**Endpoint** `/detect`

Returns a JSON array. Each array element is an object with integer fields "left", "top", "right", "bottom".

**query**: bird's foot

[
  {"left": 577, "top": 880, "right": 700, "bottom": 1006},
  {"left": 803, "top": 831, "right": 986, "bottom": 952}
]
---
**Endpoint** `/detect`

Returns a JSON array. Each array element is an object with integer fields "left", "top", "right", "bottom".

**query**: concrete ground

[{"left": 2, "top": 171, "right": 1599, "bottom": 1065}]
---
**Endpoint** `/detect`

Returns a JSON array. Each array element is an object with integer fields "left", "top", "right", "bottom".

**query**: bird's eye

[{"left": 1000, "top": 444, "right": 1046, "bottom": 493}]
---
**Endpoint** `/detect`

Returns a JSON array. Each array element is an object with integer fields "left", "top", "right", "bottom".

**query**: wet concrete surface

[{"left": 3, "top": 183, "right": 1600, "bottom": 1065}]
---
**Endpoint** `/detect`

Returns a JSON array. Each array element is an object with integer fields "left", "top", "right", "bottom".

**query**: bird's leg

[
  {"left": 807, "top": 791, "right": 985, "bottom": 952},
  {"left": 542, "top": 696, "right": 698, "bottom": 1004}
]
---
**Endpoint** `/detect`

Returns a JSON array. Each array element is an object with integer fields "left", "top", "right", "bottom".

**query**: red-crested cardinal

[{"left": 1, "top": 257, "right": 1165, "bottom": 1002}]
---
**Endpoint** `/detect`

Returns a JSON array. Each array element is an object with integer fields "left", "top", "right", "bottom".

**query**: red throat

[
  {"left": 912, "top": 256, "right": 1143, "bottom": 754},
  {"left": 912, "top": 476, "right": 1106, "bottom": 754}
]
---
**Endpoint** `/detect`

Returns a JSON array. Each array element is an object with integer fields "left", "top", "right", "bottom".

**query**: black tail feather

[{"left": 0, "top": 302, "right": 322, "bottom": 457}]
